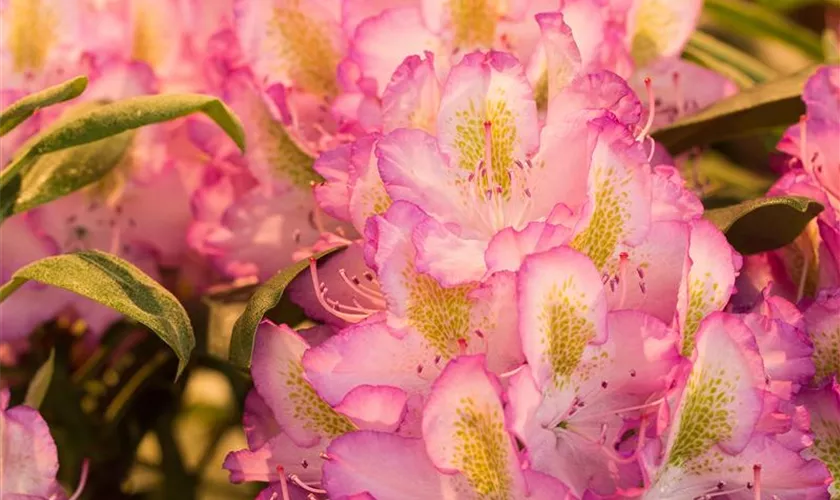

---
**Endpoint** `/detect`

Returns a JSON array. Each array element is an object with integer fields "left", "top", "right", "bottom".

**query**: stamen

[
  {"left": 276, "top": 467, "right": 292, "bottom": 500},
  {"left": 581, "top": 396, "right": 665, "bottom": 420},
  {"left": 799, "top": 115, "right": 808, "bottom": 171},
  {"left": 753, "top": 464, "right": 761, "bottom": 500},
  {"left": 796, "top": 249, "right": 810, "bottom": 303},
  {"left": 673, "top": 72, "right": 685, "bottom": 118},
  {"left": 499, "top": 364, "right": 528, "bottom": 379},
  {"left": 636, "top": 77, "right": 656, "bottom": 142},
  {"left": 319, "top": 452, "right": 332, "bottom": 461},
  {"left": 289, "top": 474, "right": 327, "bottom": 494},
  {"left": 484, "top": 120, "right": 493, "bottom": 176},
  {"left": 338, "top": 269, "right": 386, "bottom": 307},
  {"left": 68, "top": 459, "right": 90, "bottom": 500},
  {"left": 617, "top": 252, "right": 630, "bottom": 309},
  {"left": 309, "top": 258, "right": 374, "bottom": 323},
  {"left": 309, "top": 181, "right": 326, "bottom": 233}
]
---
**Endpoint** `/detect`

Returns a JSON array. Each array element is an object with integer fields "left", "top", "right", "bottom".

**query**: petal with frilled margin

[
  {"left": 570, "top": 117, "right": 652, "bottom": 271},
  {"left": 322, "top": 431, "right": 445, "bottom": 499},
  {"left": 251, "top": 322, "right": 357, "bottom": 447},
  {"left": 381, "top": 52, "right": 441, "bottom": 134},
  {"left": 652, "top": 313, "right": 766, "bottom": 497},
  {"left": 303, "top": 317, "right": 435, "bottom": 405},
  {"left": 677, "top": 220, "right": 743, "bottom": 356},
  {"left": 534, "top": 12, "right": 582, "bottom": 106},
  {"left": 422, "top": 355, "right": 527, "bottom": 497},
  {"left": 485, "top": 221, "right": 572, "bottom": 274},
  {"left": 350, "top": 7, "right": 437, "bottom": 94}
]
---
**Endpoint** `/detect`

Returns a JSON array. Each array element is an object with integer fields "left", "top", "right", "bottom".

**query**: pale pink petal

[
  {"left": 375, "top": 129, "right": 467, "bottom": 229},
  {"left": 380, "top": 52, "right": 441, "bottom": 134},
  {"left": 522, "top": 469, "right": 575, "bottom": 500},
  {"left": 437, "top": 51, "right": 539, "bottom": 188},
  {"left": 649, "top": 164, "right": 704, "bottom": 222},
  {"left": 234, "top": 0, "right": 344, "bottom": 96},
  {"left": 341, "top": 0, "right": 420, "bottom": 38},
  {"left": 221, "top": 70, "right": 319, "bottom": 188},
  {"left": 223, "top": 432, "right": 323, "bottom": 485},
  {"left": 526, "top": 117, "right": 595, "bottom": 219},
  {"left": 347, "top": 134, "right": 391, "bottom": 234},
  {"left": 350, "top": 7, "right": 437, "bottom": 94},
  {"left": 547, "top": 71, "right": 642, "bottom": 128},
  {"left": 313, "top": 143, "right": 354, "bottom": 222},
  {"left": 201, "top": 184, "right": 324, "bottom": 281},
  {"left": 743, "top": 303, "right": 815, "bottom": 400},
  {"left": 517, "top": 246, "right": 608, "bottom": 391},
  {"left": 332, "top": 385, "right": 408, "bottom": 432},
  {"left": 559, "top": 0, "right": 633, "bottom": 77},
  {"left": 677, "top": 219, "right": 743, "bottom": 356},
  {"left": 468, "top": 271, "right": 525, "bottom": 373},
  {"left": 302, "top": 318, "right": 435, "bottom": 406},
  {"left": 412, "top": 215, "right": 488, "bottom": 286},
  {"left": 626, "top": 0, "right": 703, "bottom": 67},
  {"left": 534, "top": 12, "right": 582, "bottom": 104},
  {"left": 322, "top": 431, "right": 445, "bottom": 499},
  {"left": 422, "top": 355, "right": 527, "bottom": 497},
  {"left": 604, "top": 220, "right": 690, "bottom": 324},
  {"left": 243, "top": 390, "right": 282, "bottom": 450},
  {"left": 484, "top": 221, "right": 572, "bottom": 274},
  {"left": 251, "top": 322, "right": 357, "bottom": 447},
  {"left": 570, "top": 116, "right": 652, "bottom": 270}
]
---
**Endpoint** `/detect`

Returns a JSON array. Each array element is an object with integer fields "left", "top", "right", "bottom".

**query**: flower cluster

[
  {"left": 2, "top": 0, "right": 838, "bottom": 498},
  {"left": 218, "top": 3, "right": 839, "bottom": 498}
]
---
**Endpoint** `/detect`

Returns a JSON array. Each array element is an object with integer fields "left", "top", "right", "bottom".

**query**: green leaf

[
  {"left": 704, "top": 196, "right": 824, "bottom": 254},
  {"left": 683, "top": 31, "right": 778, "bottom": 86},
  {"left": 754, "top": 0, "right": 840, "bottom": 10},
  {"left": 229, "top": 246, "right": 347, "bottom": 368},
  {"left": 652, "top": 65, "right": 816, "bottom": 154},
  {"left": 703, "top": 0, "right": 824, "bottom": 60},
  {"left": 0, "top": 250, "right": 195, "bottom": 377},
  {"left": 0, "top": 76, "right": 88, "bottom": 137},
  {"left": 23, "top": 349, "right": 55, "bottom": 410},
  {"left": 682, "top": 48, "right": 756, "bottom": 90},
  {"left": 0, "top": 93, "right": 246, "bottom": 198},
  {"left": 13, "top": 130, "right": 135, "bottom": 214}
]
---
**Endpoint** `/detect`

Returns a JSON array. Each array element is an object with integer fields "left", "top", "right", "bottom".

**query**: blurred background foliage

[{"left": 2, "top": 0, "right": 838, "bottom": 498}]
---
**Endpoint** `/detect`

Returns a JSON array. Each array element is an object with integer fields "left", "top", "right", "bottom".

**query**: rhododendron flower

[
  {"left": 646, "top": 313, "right": 831, "bottom": 499},
  {"left": 507, "top": 247, "right": 683, "bottom": 496},
  {"left": 321, "top": 355, "right": 572, "bottom": 499}
]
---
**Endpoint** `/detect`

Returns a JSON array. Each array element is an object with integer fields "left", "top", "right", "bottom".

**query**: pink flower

[
  {"left": 508, "top": 247, "right": 684, "bottom": 496},
  {"left": 646, "top": 313, "right": 830, "bottom": 499},
  {"left": 321, "top": 355, "right": 573, "bottom": 499}
]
